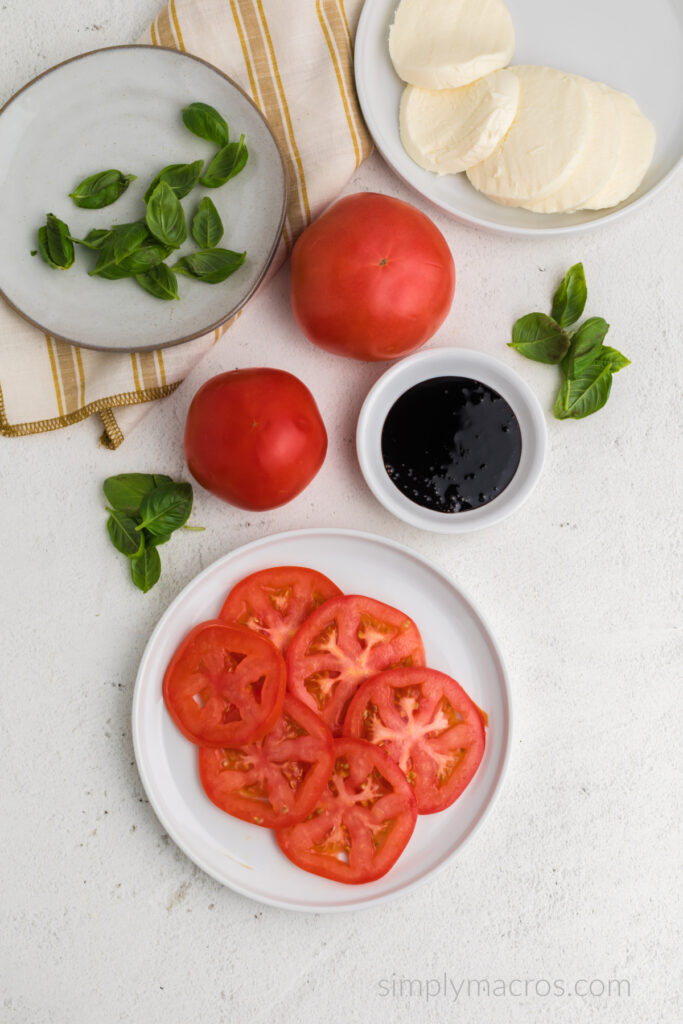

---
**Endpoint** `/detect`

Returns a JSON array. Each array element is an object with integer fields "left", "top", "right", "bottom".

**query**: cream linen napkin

[{"left": 0, "top": 0, "right": 371, "bottom": 448}]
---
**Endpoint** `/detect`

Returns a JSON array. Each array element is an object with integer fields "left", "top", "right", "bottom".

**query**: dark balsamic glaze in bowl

[{"left": 381, "top": 375, "right": 522, "bottom": 513}]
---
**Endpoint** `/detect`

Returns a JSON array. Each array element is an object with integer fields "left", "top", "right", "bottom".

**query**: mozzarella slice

[
  {"left": 399, "top": 70, "right": 520, "bottom": 175},
  {"left": 582, "top": 90, "right": 655, "bottom": 209},
  {"left": 389, "top": 0, "right": 515, "bottom": 90},
  {"left": 467, "top": 66, "right": 591, "bottom": 203},
  {"left": 503, "top": 79, "right": 621, "bottom": 213}
]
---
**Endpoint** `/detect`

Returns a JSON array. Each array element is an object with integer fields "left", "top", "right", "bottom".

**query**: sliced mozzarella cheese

[
  {"left": 503, "top": 79, "right": 621, "bottom": 213},
  {"left": 399, "top": 70, "right": 520, "bottom": 175},
  {"left": 389, "top": 0, "right": 515, "bottom": 90},
  {"left": 467, "top": 66, "right": 591, "bottom": 203},
  {"left": 582, "top": 90, "right": 656, "bottom": 209}
]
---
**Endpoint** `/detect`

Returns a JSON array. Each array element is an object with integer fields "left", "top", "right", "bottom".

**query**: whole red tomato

[
  {"left": 184, "top": 368, "right": 327, "bottom": 511},
  {"left": 290, "top": 192, "right": 455, "bottom": 361}
]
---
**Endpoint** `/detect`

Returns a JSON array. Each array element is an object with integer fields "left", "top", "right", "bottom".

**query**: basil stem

[
  {"left": 191, "top": 197, "right": 224, "bottom": 248},
  {"left": 174, "top": 248, "right": 246, "bottom": 284},
  {"left": 70, "top": 169, "right": 136, "bottom": 209},
  {"left": 145, "top": 180, "right": 187, "bottom": 249},
  {"left": 182, "top": 102, "right": 230, "bottom": 147},
  {"left": 199, "top": 135, "right": 248, "bottom": 188},
  {"left": 143, "top": 160, "right": 204, "bottom": 203},
  {"left": 135, "top": 263, "right": 179, "bottom": 301},
  {"left": 37, "top": 214, "right": 75, "bottom": 269}
]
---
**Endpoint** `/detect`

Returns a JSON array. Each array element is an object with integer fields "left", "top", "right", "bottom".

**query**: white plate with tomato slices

[{"left": 132, "top": 528, "right": 511, "bottom": 912}]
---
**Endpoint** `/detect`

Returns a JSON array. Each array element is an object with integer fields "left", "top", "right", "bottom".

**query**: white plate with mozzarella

[{"left": 355, "top": 0, "right": 683, "bottom": 234}]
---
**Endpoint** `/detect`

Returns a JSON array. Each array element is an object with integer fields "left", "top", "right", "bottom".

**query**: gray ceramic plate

[{"left": 0, "top": 46, "right": 286, "bottom": 351}]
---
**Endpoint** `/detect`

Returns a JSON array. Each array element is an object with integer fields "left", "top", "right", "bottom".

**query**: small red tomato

[
  {"left": 184, "top": 368, "right": 327, "bottom": 510},
  {"left": 290, "top": 192, "right": 455, "bottom": 361}
]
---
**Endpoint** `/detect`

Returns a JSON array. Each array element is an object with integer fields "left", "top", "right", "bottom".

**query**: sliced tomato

[
  {"left": 198, "top": 695, "right": 334, "bottom": 829},
  {"left": 276, "top": 737, "right": 417, "bottom": 883},
  {"left": 343, "top": 666, "right": 486, "bottom": 814},
  {"left": 286, "top": 595, "right": 426, "bottom": 736},
  {"left": 219, "top": 565, "right": 342, "bottom": 654},
  {"left": 163, "top": 620, "right": 285, "bottom": 746}
]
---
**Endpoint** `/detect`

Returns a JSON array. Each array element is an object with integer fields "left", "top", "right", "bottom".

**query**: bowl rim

[
  {"left": 356, "top": 347, "right": 548, "bottom": 533},
  {"left": 0, "top": 44, "right": 288, "bottom": 353}
]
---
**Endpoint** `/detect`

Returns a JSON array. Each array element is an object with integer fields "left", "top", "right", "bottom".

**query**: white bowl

[{"left": 356, "top": 348, "right": 547, "bottom": 533}]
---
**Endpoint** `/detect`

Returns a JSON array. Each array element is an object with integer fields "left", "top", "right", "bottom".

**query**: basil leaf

[
  {"left": 153, "top": 474, "right": 173, "bottom": 487},
  {"left": 119, "top": 241, "right": 173, "bottom": 274},
  {"left": 174, "top": 248, "right": 246, "bottom": 284},
  {"left": 597, "top": 346, "right": 630, "bottom": 373},
  {"left": 509, "top": 313, "right": 569, "bottom": 364},
  {"left": 69, "top": 169, "right": 136, "bottom": 209},
  {"left": 113, "top": 221, "right": 149, "bottom": 263},
  {"left": 143, "top": 160, "right": 204, "bottom": 203},
  {"left": 103, "top": 473, "right": 158, "bottom": 512},
  {"left": 71, "top": 228, "right": 113, "bottom": 250},
  {"left": 563, "top": 316, "right": 610, "bottom": 378},
  {"left": 107, "top": 509, "right": 144, "bottom": 558},
  {"left": 554, "top": 361, "right": 613, "bottom": 420},
  {"left": 199, "top": 135, "right": 248, "bottom": 188},
  {"left": 182, "top": 102, "right": 230, "bottom": 147},
  {"left": 130, "top": 545, "right": 161, "bottom": 593},
  {"left": 145, "top": 180, "right": 187, "bottom": 249},
  {"left": 38, "top": 214, "right": 74, "bottom": 269},
  {"left": 135, "top": 263, "right": 179, "bottom": 301},
  {"left": 145, "top": 529, "right": 172, "bottom": 547},
  {"left": 551, "top": 263, "right": 587, "bottom": 328},
  {"left": 191, "top": 197, "right": 224, "bottom": 248},
  {"left": 137, "top": 482, "right": 193, "bottom": 536}
]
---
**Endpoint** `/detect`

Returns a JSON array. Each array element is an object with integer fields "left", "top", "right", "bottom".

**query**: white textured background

[{"left": 1, "top": 2, "right": 682, "bottom": 1022}]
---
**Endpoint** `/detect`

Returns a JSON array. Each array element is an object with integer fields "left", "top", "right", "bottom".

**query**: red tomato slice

[
  {"left": 219, "top": 565, "right": 342, "bottom": 654},
  {"left": 286, "top": 595, "right": 426, "bottom": 736},
  {"left": 343, "top": 666, "right": 486, "bottom": 814},
  {"left": 276, "top": 737, "right": 417, "bottom": 883},
  {"left": 198, "top": 695, "right": 334, "bottom": 829},
  {"left": 163, "top": 621, "right": 285, "bottom": 746}
]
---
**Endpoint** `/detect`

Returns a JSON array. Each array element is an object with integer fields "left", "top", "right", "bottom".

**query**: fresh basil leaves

[
  {"left": 103, "top": 474, "right": 202, "bottom": 593},
  {"left": 509, "top": 264, "right": 630, "bottom": 420},
  {"left": 70, "top": 169, "right": 136, "bottom": 209},
  {"left": 182, "top": 102, "right": 231, "bottom": 147},
  {"left": 32, "top": 101, "right": 247, "bottom": 298}
]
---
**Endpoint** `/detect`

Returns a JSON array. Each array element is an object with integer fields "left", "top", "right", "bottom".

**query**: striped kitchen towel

[{"left": 0, "top": 0, "right": 371, "bottom": 448}]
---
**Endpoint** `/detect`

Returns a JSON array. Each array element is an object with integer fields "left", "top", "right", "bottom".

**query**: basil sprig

[
  {"left": 200, "top": 135, "right": 248, "bottom": 188},
  {"left": 70, "top": 169, "right": 136, "bottom": 209},
  {"left": 191, "top": 197, "right": 224, "bottom": 248},
  {"left": 182, "top": 102, "right": 230, "bottom": 147},
  {"left": 509, "top": 264, "right": 630, "bottom": 420},
  {"left": 103, "top": 474, "right": 202, "bottom": 593},
  {"left": 37, "top": 214, "right": 75, "bottom": 269},
  {"left": 174, "top": 248, "right": 246, "bottom": 283}
]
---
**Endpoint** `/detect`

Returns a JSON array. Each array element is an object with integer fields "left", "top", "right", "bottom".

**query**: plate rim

[
  {"left": 0, "top": 44, "right": 288, "bottom": 353},
  {"left": 131, "top": 527, "right": 513, "bottom": 913},
  {"left": 354, "top": 0, "right": 683, "bottom": 237}
]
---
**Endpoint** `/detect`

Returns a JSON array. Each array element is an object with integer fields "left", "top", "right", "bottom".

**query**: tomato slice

[
  {"left": 276, "top": 737, "right": 417, "bottom": 883},
  {"left": 163, "top": 621, "right": 286, "bottom": 746},
  {"left": 286, "top": 595, "right": 426, "bottom": 736},
  {"left": 219, "top": 565, "right": 342, "bottom": 654},
  {"left": 343, "top": 666, "right": 486, "bottom": 814},
  {"left": 198, "top": 695, "right": 334, "bottom": 829}
]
